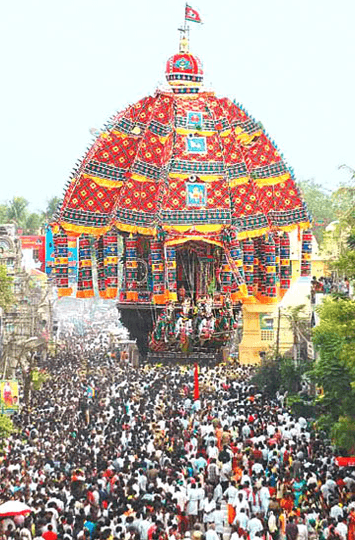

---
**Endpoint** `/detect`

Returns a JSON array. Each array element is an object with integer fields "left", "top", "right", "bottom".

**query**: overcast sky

[{"left": 1, "top": 0, "right": 354, "bottom": 212}]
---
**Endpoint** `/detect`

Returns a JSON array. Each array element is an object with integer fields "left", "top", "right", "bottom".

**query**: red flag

[
  {"left": 335, "top": 456, "right": 355, "bottom": 467},
  {"left": 194, "top": 363, "right": 199, "bottom": 401},
  {"left": 185, "top": 4, "right": 202, "bottom": 23}
]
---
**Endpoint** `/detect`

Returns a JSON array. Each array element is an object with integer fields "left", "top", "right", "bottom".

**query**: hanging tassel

[
  {"left": 95, "top": 236, "right": 106, "bottom": 297},
  {"left": 280, "top": 232, "right": 291, "bottom": 290},
  {"left": 103, "top": 231, "right": 119, "bottom": 299},
  {"left": 151, "top": 238, "right": 165, "bottom": 304},
  {"left": 301, "top": 230, "right": 312, "bottom": 277},
  {"left": 165, "top": 245, "right": 177, "bottom": 303},
  {"left": 76, "top": 235, "right": 94, "bottom": 298},
  {"left": 242, "top": 239, "right": 254, "bottom": 296},
  {"left": 125, "top": 235, "right": 139, "bottom": 302},
  {"left": 53, "top": 231, "right": 73, "bottom": 297}
]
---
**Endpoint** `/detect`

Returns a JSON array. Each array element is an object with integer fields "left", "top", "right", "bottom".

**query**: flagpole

[
  {"left": 184, "top": 3, "right": 190, "bottom": 41},
  {"left": 178, "top": 3, "right": 190, "bottom": 52}
]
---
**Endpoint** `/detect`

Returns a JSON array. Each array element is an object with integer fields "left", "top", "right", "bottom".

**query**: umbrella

[{"left": 0, "top": 501, "right": 32, "bottom": 517}]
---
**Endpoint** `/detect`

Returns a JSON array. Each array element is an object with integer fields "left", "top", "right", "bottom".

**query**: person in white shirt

[
  {"left": 213, "top": 482, "right": 223, "bottom": 505},
  {"left": 234, "top": 491, "right": 249, "bottom": 514},
  {"left": 19, "top": 526, "right": 32, "bottom": 540},
  {"left": 196, "top": 482, "right": 206, "bottom": 522},
  {"left": 268, "top": 511, "right": 277, "bottom": 539},
  {"left": 140, "top": 517, "right": 152, "bottom": 540},
  {"left": 202, "top": 493, "right": 216, "bottom": 525},
  {"left": 207, "top": 441, "right": 219, "bottom": 460},
  {"left": 205, "top": 524, "right": 219, "bottom": 540},
  {"left": 212, "top": 503, "right": 225, "bottom": 538},
  {"left": 259, "top": 481, "right": 270, "bottom": 517},
  {"left": 248, "top": 486, "right": 262, "bottom": 515},
  {"left": 224, "top": 481, "right": 238, "bottom": 525},
  {"left": 247, "top": 515, "right": 263, "bottom": 540},
  {"left": 330, "top": 503, "right": 343, "bottom": 520},
  {"left": 297, "top": 516, "right": 308, "bottom": 540},
  {"left": 233, "top": 508, "right": 249, "bottom": 531},
  {"left": 173, "top": 486, "right": 187, "bottom": 513},
  {"left": 242, "top": 424, "right": 251, "bottom": 439},
  {"left": 335, "top": 517, "right": 348, "bottom": 540},
  {"left": 241, "top": 471, "right": 251, "bottom": 486},
  {"left": 252, "top": 462, "right": 264, "bottom": 475},
  {"left": 187, "top": 483, "right": 199, "bottom": 529}
]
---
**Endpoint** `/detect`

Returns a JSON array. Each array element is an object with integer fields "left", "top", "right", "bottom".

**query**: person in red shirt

[
  {"left": 252, "top": 444, "right": 263, "bottom": 463},
  {"left": 42, "top": 525, "right": 57, "bottom": 540}
]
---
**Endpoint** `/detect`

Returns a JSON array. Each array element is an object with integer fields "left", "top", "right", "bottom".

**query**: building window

[{"left": 261, "top": 330, "right": 274, "bottom": 342}]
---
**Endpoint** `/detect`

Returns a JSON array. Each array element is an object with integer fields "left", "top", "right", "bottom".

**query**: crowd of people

[
  {"left": 0, "top": 339, "right": 355, "bottom": 540},
  {"left": 311, "top": 277, "right": 351, "bottom": 302}
]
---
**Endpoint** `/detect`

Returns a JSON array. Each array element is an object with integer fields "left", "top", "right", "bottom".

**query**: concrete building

[{"left": 239, "top": 229, "right": 318, "bottom": 364}]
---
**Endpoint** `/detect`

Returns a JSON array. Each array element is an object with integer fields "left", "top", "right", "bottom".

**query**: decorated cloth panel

[
  {"left": 53, "top": 90, "right": 310, "bottom": 242},
  {"left": 53, "top": 232, "right": 72, "bottom": 297},
  {"left": 77, "top": 235, "right": 94, "bottom": 298}
]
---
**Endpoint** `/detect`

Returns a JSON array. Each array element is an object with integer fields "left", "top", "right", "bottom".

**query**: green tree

[
  {"left": 313, "top": 298, "right": 355, "bottom": 378},
  {"left": 0, "top": 205, "right": 8, "bottom": 223},
  {"left": 326, "top": 167, "right": 355, "bottom": 278},
  {"left": 331, "top": 416, "right": 355, "bottom": 454},
  {"left": 42, "top": 196, "right": 61, "bottom": 224},
  {"left": 334, "top": 249, "right": 355, "bottom": 280},
  {"left": 24, "top": 213, "right": 42, "bottom": 234},
  {"left": 0, "top": 265, "right": 14, "bottom": 312},
  {"left": 298, "top": 179, "right": 336, "bottom": 244},
  {"left": 0, "top": 414, "right": 13, "bottom": 442},
  {"left": 283, "top": 304, "right": 310, "bottom": 362},
  {"left": 312, "top": 297, "right": 355, "bottom": 451},
  {"left": 250, "top": 359, "right": 281, "bottom": 397},
  {"left": 4, "top": 197, "right": 48, "bottom": 234},
  {"left": 251, "top": 354, "right": 306, "bottom": 398},
  {"left": 6, "top": 196, "right": 29, "bottom": 229},
  {"left": 331, "top": 166, "right": 355, "bottom": 223}
]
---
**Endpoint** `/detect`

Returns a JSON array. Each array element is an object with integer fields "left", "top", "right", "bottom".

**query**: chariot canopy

[{"left": 51, "top": 29, "right": 312, "bottom": 353}]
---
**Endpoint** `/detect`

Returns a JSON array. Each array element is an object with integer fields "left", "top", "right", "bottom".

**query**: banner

[
  {"left": 335, "top": 457, "right": 355, "bottom": 467},
  {"left": 0, "top": 380, "right": 19, "bottom": 414}
]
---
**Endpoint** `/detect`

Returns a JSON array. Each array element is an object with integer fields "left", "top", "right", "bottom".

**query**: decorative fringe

[
  {"left": 225, "top": 229, "right": 247, "bottom": 298},
  {"left": 273, "top": 233, "right": 280, "bottom": 284},
  {"left": 103, "top": 232, "right": 119, "bottom": 299},
  {"left": 165, "top": 246, "right": 177, "bottom": 302},
  {"left": 95, "top": 236, "right": 106, "bottom": 296},
  {"left": 57, "top": 287, "right": 73, "bottom": 297},
  {"left": 76, "top": 289, "right": 95, "bottom": 299},
  {"left": 151, "top": 239, "right": 165, "bottom": 304},
  {"left": 124, "top": 235, "right": 138, "bottom": 302},
  {"left": 280, "top": 232, "right": 291, "bottom": 290},
  {"left": 253, "top": 237, "right": 262, "bottom": 296},
  {"left": 242, "top": 239, "right": 254, "bottom": 296},
  {"left": 76, "top": 235, "right": 94, "bottom": 298},
  {"left": 53, "top": 232, "right": 72, "bottom": 297},
  {"left": 301, "top": 230, "right": 312, "bottom": 277},
  {"left": 220, "top": 252, "right": 232, "bottom": 294},
  {"left": 262, "top": 234, "right": 277, "bottom": 299}
]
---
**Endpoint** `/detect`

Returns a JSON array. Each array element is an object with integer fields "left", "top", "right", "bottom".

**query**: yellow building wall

[
  {"left": 238, "top": 255, "right": 324, "bottom": 365},
  {"left": 312, "top": 260, "right": 329, "bottom": 278},
  {"left": 239, "top": 303, "right": 277, "bottom": 365},
  {"left": 239, "top": 304, "right": 295, "bottom": 365}
]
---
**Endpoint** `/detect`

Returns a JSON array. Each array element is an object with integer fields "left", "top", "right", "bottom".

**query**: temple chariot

[{"left": 51, "top": 15, "right": 312, "bottom": 361}]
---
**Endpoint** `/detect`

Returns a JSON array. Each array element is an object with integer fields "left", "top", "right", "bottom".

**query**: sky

[{"left": 1, "top": 0, "right": 355, "bottom": 213}]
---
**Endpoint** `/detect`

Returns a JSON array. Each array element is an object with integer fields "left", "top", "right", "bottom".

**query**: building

[
  {"left": 0, "top": 224, "right": 52, "bottom": 378},
  {"left": 20, "top": 235, "right": 45, "bottom": 272}
]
